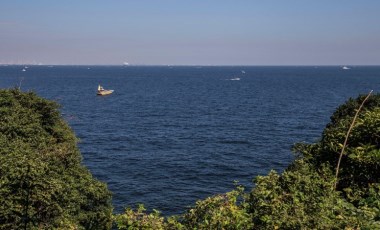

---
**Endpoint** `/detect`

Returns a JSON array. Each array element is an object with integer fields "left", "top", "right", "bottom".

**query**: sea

[{"left": 0, "top": 65, "right": 379, "bottom": 215}]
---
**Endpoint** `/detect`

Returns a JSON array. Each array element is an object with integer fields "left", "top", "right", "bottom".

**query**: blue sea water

[{"left": 0, "top": 65, "right": 379, "bottom": 215}]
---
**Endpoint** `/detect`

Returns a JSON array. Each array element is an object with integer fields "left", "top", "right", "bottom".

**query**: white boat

[
  {"left": 22, "top": 69, "right": 26, "bottom": 72},
  {"left": 342, "top": 66, "right": 350, "bottom": 70},
  {"left": 230, "top": 77, "right": 240, "bottom": 81},
  {"left": 97, "top": 85, "right": 114, "bottom": 96}
]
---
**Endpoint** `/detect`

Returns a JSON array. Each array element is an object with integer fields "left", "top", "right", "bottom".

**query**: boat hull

[{"left": 97, "top": 90, "right": 114, "bottom": 96}]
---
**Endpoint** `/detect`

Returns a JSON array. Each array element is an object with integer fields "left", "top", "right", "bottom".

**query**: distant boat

[
  {"left": 230, "top": 77, "right": 240, "bottom": 81},
  {"left": 97, "top": 85, "right": 114, "bottom": 96},
  {"left": 22, "top": 68, "right": 26, "bottom": 72},
  {"left": 241, "top": 70, "right": 246, "bottom": 74},
  {"left": 342, "top": 66, "right": 350, "bottom": 70}
]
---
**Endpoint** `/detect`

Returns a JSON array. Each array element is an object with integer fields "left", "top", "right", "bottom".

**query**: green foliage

[
  {"left": 295, "top": 94, "right": 380, "bottom": 189},
  {"left": 0, "top": 89, "right": 112, "bottom": 229},
  {"left": 247, "top": 160, "right": 379, "bottom": 229},
  {"left": 180, "top": 187, "right": 253, "bottom": 229},
  {"left": 293, "top": 94, "right": 380, "bottom": 194},
  {"left": 114, "top": 204, "right": 169, "bottom": 230},
  {"left": 281, "top": 93, "right": 380, "bottom": 228},
  {"left": 114, "top": 188, "right": 252, "bottom": 230},
  {"left": 328, "top": 94, "right": 380, "bottom": 127}
]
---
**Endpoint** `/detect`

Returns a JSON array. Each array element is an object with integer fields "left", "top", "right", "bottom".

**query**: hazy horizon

[
  {"left": 2, "top": 64, "right": 380, "bottom": 67},
  {"left": 1, "top": 1, "right": 379, "bottom": 65}
]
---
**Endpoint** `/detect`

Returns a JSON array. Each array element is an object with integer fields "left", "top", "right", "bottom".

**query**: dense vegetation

[
  {"left": 0, "top": 89, "right": 112, "bottom": 229},
  {"left": 1, "top": 89, "right": 379, "bottom": 229}
]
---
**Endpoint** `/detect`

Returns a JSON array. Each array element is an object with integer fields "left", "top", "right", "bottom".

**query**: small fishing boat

[
  {"left": 342, "top": 66, "right": 350, "bottom": 70},
  {"left": 97, "top": 85, "right": 114, "bottom": 96}
]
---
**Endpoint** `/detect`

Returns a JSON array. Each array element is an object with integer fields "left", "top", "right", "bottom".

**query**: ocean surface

[{"left": 1, "top": 65, "right": 379, "bottom": 215}]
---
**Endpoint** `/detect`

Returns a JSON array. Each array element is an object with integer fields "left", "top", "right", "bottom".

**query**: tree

[
  {"left": 0, "top": 89, "right": 113, "bottom": 229},
  {"left": 247, "top": 93, "right": 380, "bottom": 229},
  {"left": 294, "top": 93, "right": 380, "bottom": 190}
]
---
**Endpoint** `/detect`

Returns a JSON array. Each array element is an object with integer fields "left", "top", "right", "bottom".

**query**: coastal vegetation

[
  {"left": 0, "top": 89, "right": 112, "bottom": 229},
  {"left": 1, "top": 88, "right": 379, "bottom": 229}
]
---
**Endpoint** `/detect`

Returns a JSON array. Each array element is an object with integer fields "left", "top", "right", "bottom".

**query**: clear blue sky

[{"left": 1, "top": 0, "right": 379, "bottom": 65}]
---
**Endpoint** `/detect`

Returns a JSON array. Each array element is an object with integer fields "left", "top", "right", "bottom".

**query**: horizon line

[{"left": 1, "top": 64, "right": 379, "bottom": 67}]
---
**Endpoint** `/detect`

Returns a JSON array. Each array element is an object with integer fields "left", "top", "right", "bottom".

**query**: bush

[
  {"left": 115, "top": 188, "right": 252, "bottom": 230},
  {"left": 180, "top": 187, "right": 252, "bottom": 230},
  {"left": 114, "top": 204, "right": 168, "bottom": 230},
  {"left": 247, "top": 160, "right": 378, "bottom": 229}
]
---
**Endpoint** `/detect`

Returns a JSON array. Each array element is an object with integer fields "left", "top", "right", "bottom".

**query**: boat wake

[{"left": 228, "top": 77, "right": 240, "bottom": 81}]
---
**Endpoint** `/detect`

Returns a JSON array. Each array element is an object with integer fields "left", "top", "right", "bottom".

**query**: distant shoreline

[{"left": 1, "top": 64, "right": 380, "bottom": 67}]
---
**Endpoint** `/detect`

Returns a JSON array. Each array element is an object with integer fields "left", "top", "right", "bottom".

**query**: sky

[{"left": 0, "top": 1, "right": 379, "bottom": 65}]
